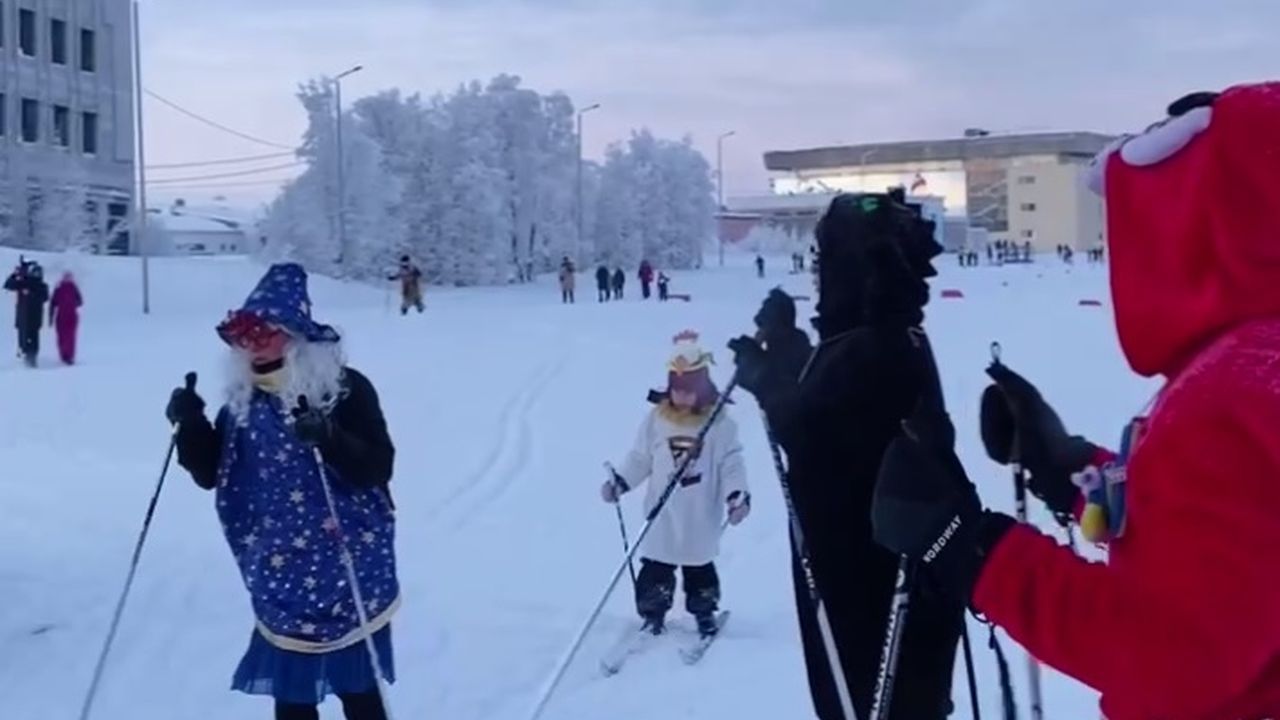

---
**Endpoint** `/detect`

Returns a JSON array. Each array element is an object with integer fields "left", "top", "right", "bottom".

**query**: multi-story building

[
  {"left": 762, "top": 131, "right": 1115, "bottom": 253},
  {"left": 0, "top": 0, "right": 134, "bottom": 252}
]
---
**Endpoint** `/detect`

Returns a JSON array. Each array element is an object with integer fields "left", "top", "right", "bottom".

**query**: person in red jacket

[
  {"left": 870, "top": 81, "right": 1280, "bottom": 720},
  {"left": 49, "top": 271, "right": 82, "bottom": 365}
]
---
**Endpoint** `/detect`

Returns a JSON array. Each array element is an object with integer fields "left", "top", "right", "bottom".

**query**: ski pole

[
  {"left": 961, "top": 620, "right": 982, "bottom": 720},
  {"left": 79, "top": 372, "right": 196, "bottom": 720},
  {"left": 604, "top": 462, "right": 637, "bottom": 588},
  {"left": 991, "top": 342, "right": 1044, "bottom": 720},
  {"left": 1012, "top": 463, "right": 1044, "bottom": 720},
  {"left": 299, "top": 397, "right": 397, "bottom": 720},
  {"left": 870, "top": 557, "right": 916, "bottom": 720},
  {"left": 762, "top": 414, "right": 860, "bottom": 720},
  {"left": 526, "top": 380, "right": 738, "bottom": 720}
]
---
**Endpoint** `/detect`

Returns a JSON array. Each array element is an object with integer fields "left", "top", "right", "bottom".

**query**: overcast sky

[{"left": 141, "top": 0, "right": 1278, "bottom": 208}]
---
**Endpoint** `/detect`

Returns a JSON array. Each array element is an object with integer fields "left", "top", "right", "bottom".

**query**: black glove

[
  {"left": 753, "top": 288, "right": 798, "bottom": 346},
  {"left": 292, "top": 403, "right": 333, "bottom": 446},
  {"left": 165, "top": 376, "right": 205, "bottom": 427},
  {"left": 872, "top": 406, "right": 1015, "bottom": 603},
  {"left": 981, "top": 362, "right": 1097, "bottom": 516},
  {"left": 727, "top": 335, "right": 771, "bottom": 397}
]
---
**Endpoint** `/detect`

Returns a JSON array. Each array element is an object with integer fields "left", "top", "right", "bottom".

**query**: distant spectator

[
  {"left": 657, "top": 272, "right": 671, "bottom": 302},
  {"left": 559, "top": 257, "right": 576, "bottom": 304},
  {"left": 4, "top": 259, "right": 49, "bottom": 368},
  {"left": 638, "top": 260, "right": 655, "bottom": 300},
  {"left": 49, "top": 271, "right": 83, "bottom": 365},
  {"left": 612, "top": 268, "right": 625, "bottom": 300}
]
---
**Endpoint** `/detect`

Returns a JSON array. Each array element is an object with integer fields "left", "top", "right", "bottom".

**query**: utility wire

[
  {"left": 147, "top": 151, "right": 296, "bottom": 170},
  {"left": 147, "top": 161, "right": 305, "bottom": 185},
  {"left": 145, "top": 177, "right": 300, "bottom": 191},
  {"left": 144, "top": 89, "right": 296, "bottom": 150}
]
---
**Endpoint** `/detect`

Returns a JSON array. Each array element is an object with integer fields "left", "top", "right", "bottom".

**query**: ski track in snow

[
  {"left": 0, "top": 250, "right": 1155, "bottom": 720},
  {"left": 434, "top": 350, "right": 570, "bottom": 532}
]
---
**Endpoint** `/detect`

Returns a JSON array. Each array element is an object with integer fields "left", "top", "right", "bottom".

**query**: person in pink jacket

[{"left": 49, "top": 272, "right": 82, "bottom": 365}]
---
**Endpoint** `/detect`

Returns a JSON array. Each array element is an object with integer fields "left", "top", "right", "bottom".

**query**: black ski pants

[
  {"left": 275, "top": 691, "right": 386, "bottom": 720},
  {"left": 641, "top": 281, "right": 651, "bottom": 299},
  {"left": 635, "top": 559, "right": 719, "bottom": 621},
  {"left": 17, "top": 323, "right": 38, "bottom": 361}
]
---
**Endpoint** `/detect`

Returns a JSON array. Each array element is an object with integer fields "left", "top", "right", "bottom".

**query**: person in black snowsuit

[
  {"left": 611, "top": 268, "right": 625, "bottom": 300},
  {"left": 729, "top": 191, "right": 963, "bottom": 720},
  {"left": 755, "top": 255, "right": 766, "bottom": 278},
  {"left": 5, "top": 260, "right": 50, "bottom": 367},
  {"left": 656, "top": 272, "right": 670, "bottom": 302},
  {"left": 595, "top": 265, "right": 611, "bottom": 303}
]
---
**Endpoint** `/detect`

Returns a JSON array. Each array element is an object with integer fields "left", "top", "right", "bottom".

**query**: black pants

[
  {"left": 562, "top": 289, "right": 574, "bottom": 304},
  {"left": 598, "top": 288, "right": 609, "bottom": 302},
  {"left": 635, "top": 559, "right": 719, "bottom": 620},
  {"left": 17, "top": 324, "right": 38, "bottom": 362},
  {"left": 641, "top": 282, "right": 651, "bottom": 299},
  {"left": 275, "top": 691, "right": 386, "bottom": 720}
]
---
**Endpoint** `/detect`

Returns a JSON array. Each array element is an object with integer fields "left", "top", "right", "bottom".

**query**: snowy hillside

[{"left": 0, "top": 249, "right": 1157, "bottom": 719}]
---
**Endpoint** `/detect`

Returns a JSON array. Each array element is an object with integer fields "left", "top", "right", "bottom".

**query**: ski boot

[
  {"left": 694, "top": 613, "right": 719, "bottom": 639},
  {"left": 640, "top": 614, "right": 665, "bottom": 636}
]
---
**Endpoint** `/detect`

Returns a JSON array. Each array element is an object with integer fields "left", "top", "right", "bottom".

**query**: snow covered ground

[{"left": 0, "top": 249, "right": 1158, "bottom": 719}]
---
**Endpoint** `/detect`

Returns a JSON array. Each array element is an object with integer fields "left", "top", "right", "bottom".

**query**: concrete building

[
  {"left": 150, "top": 207, "right": 247, "bottom": 256},
  {"left": 763, "top": 131, "right": 1115, "bottom": 252},
  {"left": 0, "top": 0, "right": 134, "bottom": 252}
]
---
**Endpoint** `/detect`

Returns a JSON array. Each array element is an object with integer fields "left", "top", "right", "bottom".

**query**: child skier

[{"left": 600, "top": 331, "right": 750, "bottom": 638}]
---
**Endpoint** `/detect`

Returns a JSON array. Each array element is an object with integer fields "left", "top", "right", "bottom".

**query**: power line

[
  {"left": 147, "top": 161, "right": 306, "bottom": 185},
  {"left": 145, "top": 177, "right": 299, "bottom": 191},
  {"left": 144, "top": 89, "right": 296, "bottom": 150},
  {"left": 147, "top": 151, "right": 296, "bottom": 170}
]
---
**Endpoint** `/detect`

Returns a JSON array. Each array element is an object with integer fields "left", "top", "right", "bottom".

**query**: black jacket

[
  {"left": 5, "top": 272, "right": 49, "bottom": 332},
  {"left": 176, "top": 368, "right": 395, "bottom": 504},
  {"left": 757, "top": 194, "right": 960, "bottom": 720}
]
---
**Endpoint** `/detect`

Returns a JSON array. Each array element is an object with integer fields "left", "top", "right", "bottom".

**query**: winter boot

[
  {"left": 694, "top": 612, "right": 719, "bottom": 639},
  {"left": 640, "top": 614, "right": 666, "bottom": 636}
]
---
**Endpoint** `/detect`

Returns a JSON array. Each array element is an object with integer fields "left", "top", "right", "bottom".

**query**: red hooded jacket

[{"left": 973, "top": 82, "right": 1280, "bottom": 720}]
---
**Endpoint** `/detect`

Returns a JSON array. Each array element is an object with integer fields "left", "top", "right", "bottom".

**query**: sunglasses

[{"left": 218, "top": 311, "right": 286, "bottom": 351}]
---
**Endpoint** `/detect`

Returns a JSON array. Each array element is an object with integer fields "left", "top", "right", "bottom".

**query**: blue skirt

[{"left": 231, "top": 625, "right": 396, "bottom": 704}]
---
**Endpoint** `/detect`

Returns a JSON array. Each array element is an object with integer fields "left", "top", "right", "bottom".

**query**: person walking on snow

[
  {"left": 870, "top": 84, "right": 1280, "bottom": 720},
  {"left": 168, "top": 263, "right": 398, "bottom": 720},
  {"left": 638, "top": 260, "right": 654, "bottom": 300},
  {"left": 558, "top": 257, "right": 576, "bottom": 304},
  {"left": 612, "top": 267, "right": 625, "bottom": 300},
  {"left": 388, "top": 256, "right": 424, "bottom": 315},
  {"left": 49, "top": 271, "right": 82, "bottom": 365},
  {"left": 5, "top": 260, "right": 49, "bottom": 368},
  {"left": 602, "top": 330, "right": 750, "bottom": 638},
  {"left": 755, "top": 254, "right": 766, "bottom": 278},
  {"left": 595, "top": 264, "right": 611, "bottom": 303},
  {"left": 657, "top": 272, "right": 670, "bottom": 302}
]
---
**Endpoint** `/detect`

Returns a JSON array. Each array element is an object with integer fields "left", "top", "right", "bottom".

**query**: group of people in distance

[
  {"left": 557, "top": 257, "right": 670, "bottom": 304},
  {"left": 5, "top": 257, "right": 83, "bottom": 368}
]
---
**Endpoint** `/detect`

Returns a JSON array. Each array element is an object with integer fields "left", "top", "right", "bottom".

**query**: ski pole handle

[{"left": 170, "top": 372, "right": 199, "bottom": 433}]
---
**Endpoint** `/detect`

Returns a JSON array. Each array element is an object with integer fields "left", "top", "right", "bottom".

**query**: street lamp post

[
  {"left": 716, "top": 130, "right": 736, "bottom": 267},
  {"left": 132, "top": 0, "right": 150, "bottom": 314},
  {"left": 332, "top": 64, "right": 363, "bottom": 265},
  {"left": 576, "top": 103, "right": 600, "bottom": 263}
]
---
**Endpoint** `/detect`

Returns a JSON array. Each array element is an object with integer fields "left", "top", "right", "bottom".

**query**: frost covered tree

[{"left": 263, "top": 74, "right": 713, "bottom": 286}]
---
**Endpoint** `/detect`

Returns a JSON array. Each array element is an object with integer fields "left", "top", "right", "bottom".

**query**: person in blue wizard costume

[{"left": 167, "top": 263, "right": 399, "bottom": 720}]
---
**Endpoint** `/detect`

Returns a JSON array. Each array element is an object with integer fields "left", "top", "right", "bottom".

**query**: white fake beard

[{"left": 224, "top": 339, "right": 347, "bottom": 425}]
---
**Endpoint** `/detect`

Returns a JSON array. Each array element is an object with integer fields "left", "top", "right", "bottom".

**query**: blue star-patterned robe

[{"left": 215, "top": 393, "right": 399, "bottom": 653}]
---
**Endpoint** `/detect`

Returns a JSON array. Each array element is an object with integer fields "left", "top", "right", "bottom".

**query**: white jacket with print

[{"left": 614, "top": 403, "right": 748, "bottom": 567}]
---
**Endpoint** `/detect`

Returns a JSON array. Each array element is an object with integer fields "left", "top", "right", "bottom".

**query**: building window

[
  {"left": 1020, "top": 229, "right": 1036, "bottom": 239},
  {"left": 1017, "top": 175, "right": 1036, "bottom": 185},
  {"left": 19, "top": 8, "right": 37, "bottom": 57},
  {"left": 79, "top": 28, "right": 96, "bottom": 72},
  {"left": 53, "top": 105, "right": 70, "bottom": 147},
  {"left": 51, "top": 18, "right": 67, "bottom": 64},
  {"left": 81, "top": 111, "right": 98, "bottom": 154},
  {"left": 0, "top": 94, "right": 6, "bottom": 138},
  {"left": 1020, "top": 202, "right": 1038, "bottom": 212},
  {"left": 21, "top": 98, "right": 39, "bottom": 143},
  {"left": 0, "top": 4, "right": 6, "bottom": 49}
]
